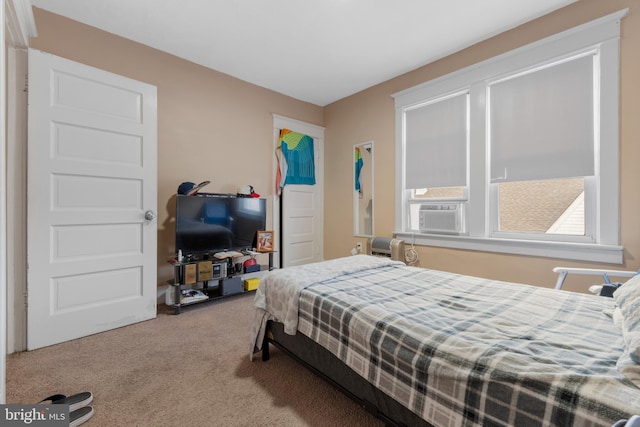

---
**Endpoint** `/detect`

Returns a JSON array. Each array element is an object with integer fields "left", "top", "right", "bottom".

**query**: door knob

[{"left": 144, "top": 210, "right": 156, "bottom": 221}]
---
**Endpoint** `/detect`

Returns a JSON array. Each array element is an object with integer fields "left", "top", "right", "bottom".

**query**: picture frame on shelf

[{"left": 256, "top": 230, "right": 274, "bottom": 252}]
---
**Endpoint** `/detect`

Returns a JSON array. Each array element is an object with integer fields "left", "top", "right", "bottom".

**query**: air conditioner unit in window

[{"left": 419, "top": 203, "right": 463, "bottom": 234}]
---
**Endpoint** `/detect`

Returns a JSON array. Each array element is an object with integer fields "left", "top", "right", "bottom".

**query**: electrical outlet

[{"left": 356, "top": 242, "right": 363, "bottom": 252}]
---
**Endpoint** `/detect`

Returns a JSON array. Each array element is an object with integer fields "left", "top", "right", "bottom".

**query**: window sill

[{"left": 394, "top": 232, "right": 623, "bottom": 264}]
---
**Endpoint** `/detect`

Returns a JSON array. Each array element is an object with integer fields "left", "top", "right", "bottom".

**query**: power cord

[{"left": 404, "top": 234, "right": 419, "bottom": 265}]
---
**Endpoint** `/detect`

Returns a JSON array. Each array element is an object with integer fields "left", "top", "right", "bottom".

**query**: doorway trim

[{"left": 3, "top": 0, "right": 37, "bottom": 402}]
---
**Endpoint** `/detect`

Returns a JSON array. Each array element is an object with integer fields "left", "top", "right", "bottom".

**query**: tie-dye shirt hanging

[
  {"left": 276, "top": 129, "right": 316, "bottom": 195},
  {"left": 355, "top": 146, "right": 363, "bottom": 198}
]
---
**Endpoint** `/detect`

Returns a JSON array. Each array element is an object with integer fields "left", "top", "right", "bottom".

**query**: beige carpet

[{"left": 6, "top": 293, "right": 383, "bottom": 426}]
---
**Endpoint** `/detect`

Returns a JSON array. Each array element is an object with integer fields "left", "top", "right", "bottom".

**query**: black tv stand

[{"left": 167, "top": 251, "right": 274, "bottom": 314}]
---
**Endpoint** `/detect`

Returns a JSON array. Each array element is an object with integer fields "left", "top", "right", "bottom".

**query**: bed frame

[{"left": 261, "top": 320, "right": 430, "bottom": 427}]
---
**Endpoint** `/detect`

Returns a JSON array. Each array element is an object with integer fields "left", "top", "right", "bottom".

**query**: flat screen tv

[{"left": 175, "top": 194, "right": 267, "bottom": 255}]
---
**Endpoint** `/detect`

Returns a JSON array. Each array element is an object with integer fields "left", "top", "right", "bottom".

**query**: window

[
  {"left": 488, "top": 53, "right": 595, "bottom": 242},
  {"left": 495, "top": 177, "right": 586, "bottom": 236},
  {"left": 393, "top": 10, "right": 626, "bottom": 263}
]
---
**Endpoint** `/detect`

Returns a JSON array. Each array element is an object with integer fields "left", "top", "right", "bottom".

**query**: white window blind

[
  {"left": 404, "top": 92, "right": 468, "bottom": 189},
  {"left": 489, "top": 54, "right": 595, "bottom": 183}
]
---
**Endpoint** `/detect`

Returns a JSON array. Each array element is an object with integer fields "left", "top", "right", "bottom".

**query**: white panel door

[
  {"left": 27, "top": 49, "right": 158, "bottom": 350},
  {"left": 282, "top": 185, "right": 321, "bottom": 266},
  {"left": 281, "top": 140, "right": 323, "bottom": 268},
  {"left": 273, "top": 116, "right": 324, "bottom": 268}
]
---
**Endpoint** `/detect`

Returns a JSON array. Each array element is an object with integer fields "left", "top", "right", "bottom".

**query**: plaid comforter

[{"left": 254, "top": 256, "right": 640, "bottom": 426}]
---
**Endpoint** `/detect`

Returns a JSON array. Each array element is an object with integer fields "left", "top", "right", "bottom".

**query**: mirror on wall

[{"left": 354, "top": 141, "right": 374, "bottom": 237}]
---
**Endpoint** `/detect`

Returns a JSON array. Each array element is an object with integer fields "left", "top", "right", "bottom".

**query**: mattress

[{"left": 250, "top": 255, "right": 640, "bottom": 426}]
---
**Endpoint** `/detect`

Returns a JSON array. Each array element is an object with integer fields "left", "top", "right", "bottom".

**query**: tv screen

[{"left": 175, "top": 194, "right": 267, "bottom": 255}]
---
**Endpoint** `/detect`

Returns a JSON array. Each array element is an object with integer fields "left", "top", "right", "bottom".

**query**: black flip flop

[
  {"left": 70, "top": 406, "right": 94, "bottom": 427},
  {"left": 39, "top": 392, "right": 93, "bottom": 411},
  {"left": 38, "top": 393, "right": 66, "bottom": 404}
]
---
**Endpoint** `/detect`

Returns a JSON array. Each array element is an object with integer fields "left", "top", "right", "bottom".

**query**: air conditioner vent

[{"left": 419, "top": 203, "right": 463, "bottom": 234}]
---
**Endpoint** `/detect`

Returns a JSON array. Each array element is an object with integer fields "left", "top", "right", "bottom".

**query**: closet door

[
  {"left": 274, "top": 115, "right": 324, "bottom": 268},
  {"left": 281, "top": 181, "right": 323, "bottom": 267}
]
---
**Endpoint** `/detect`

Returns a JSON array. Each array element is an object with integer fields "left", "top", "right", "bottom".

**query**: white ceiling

[{"left": 30, "top": 0, "right": 577, "bottom": 106}]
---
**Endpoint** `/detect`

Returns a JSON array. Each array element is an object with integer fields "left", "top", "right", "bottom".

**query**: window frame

[{"left": 393, "top": 9, "right": 626, "bottom": 264}]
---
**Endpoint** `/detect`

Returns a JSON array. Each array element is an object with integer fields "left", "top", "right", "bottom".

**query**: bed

[{"left": 249, "top": 255, "right": 640, "bottom": 426}]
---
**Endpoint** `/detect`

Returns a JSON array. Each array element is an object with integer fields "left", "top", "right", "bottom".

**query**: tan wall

[
  {"left": 29, "top": 8, "right": 324, "bottom": 283},
  {"left": 28, "top": 2, "right": 640, "bottom": 293},
  {"left": 324, "top": 0, "right": 640, "bottom": 292}
]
